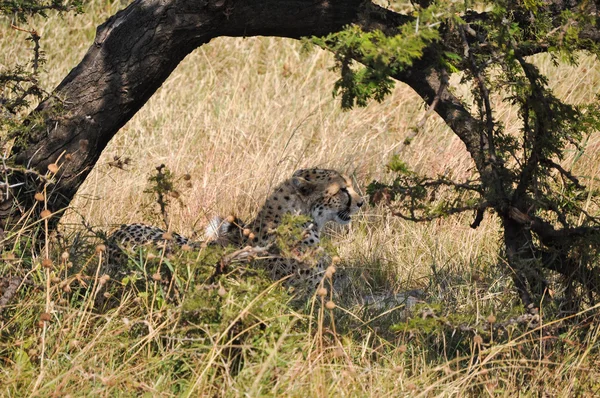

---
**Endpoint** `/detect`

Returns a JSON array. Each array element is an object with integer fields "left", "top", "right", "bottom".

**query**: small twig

[
  {"left": 541, "top": 159, "right": 584, "bottom": 190},
  {"left": 404, "top": 69, "right": 448, "bottom": 145}
]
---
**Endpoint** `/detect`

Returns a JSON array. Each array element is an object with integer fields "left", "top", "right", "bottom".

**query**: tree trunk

[{"left": 3, "top": 0, "right": 408, "bottom": 230}]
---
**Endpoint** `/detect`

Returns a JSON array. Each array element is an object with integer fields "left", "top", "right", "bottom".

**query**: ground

[{"left": 1, "top": 1, "right": 600, "bottom": 396}]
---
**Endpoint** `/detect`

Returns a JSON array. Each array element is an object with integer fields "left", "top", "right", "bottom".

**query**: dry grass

[{"left": 1, "top": 2, "right": 600, "bottom": 396}]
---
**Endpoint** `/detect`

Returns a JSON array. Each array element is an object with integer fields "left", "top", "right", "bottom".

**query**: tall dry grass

[{"left": 1, "top": 1, "right": 600, "bottom": 396}]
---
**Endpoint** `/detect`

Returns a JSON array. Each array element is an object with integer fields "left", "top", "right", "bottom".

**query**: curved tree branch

[{"left": 3, "top": 0, "right": 598, "bottom": 231}]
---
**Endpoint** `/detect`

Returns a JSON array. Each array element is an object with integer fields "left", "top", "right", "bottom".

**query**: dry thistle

[
  {"left": 40, "top": 312, "right": 51, "bottom": 322},
  {"left": 325, "top": 300, "right": 336, "bottom": 310},
  {"left": 325, "top": 265, "right": 336, "bottom": 279},
  {"left": 162, "top": 232, "right": 173, "bottom": 241},
  {"left": 152, "top": 272, "right": 161, "bottom": 281},
  {"left": 34, "top": 192, "right": 45, "bottom": 201},
  {"left": 226, "top": 215, "right": 236, "bottom": 223},
  {"left": 243, "top": 228, "right": 251, "bottom": 237},
  {"left": 60, "top": 251, "right": 69, "bottom": 261},
  {"left": 486, "top": 314, "right": 496, "bottom": 324},
  {"left": 42, "top": 258, "right": 53, "bottom": 269},
  {"left": 99, "top": 274, "right": 110, "bottom": 285},
  {"left": 317, "top": 287, "right": 327, "bottom": 297},
  {"left": 95, "top": 244, "right": 106, "bottom": 254},
  {"left": 181, "top": 244, "right": 192, "bottom": 251},
  {"left": 40, "top": 209, "right": 52, "bottom": 219}
]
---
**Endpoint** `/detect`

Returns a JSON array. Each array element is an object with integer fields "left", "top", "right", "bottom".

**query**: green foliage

[
  {"left": 314, "top": 0, "right": 600, "bottom": 306},
  {"left": 311, "top": 5, "right": 441, "bottom": 109},
  {"left": 0, "top": 0, "right": 82, "bottom": 20}
]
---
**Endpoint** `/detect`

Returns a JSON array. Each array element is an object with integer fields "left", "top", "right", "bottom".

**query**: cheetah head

[{"left": 291, "top": 169, "right": 364, "bottom": 227}]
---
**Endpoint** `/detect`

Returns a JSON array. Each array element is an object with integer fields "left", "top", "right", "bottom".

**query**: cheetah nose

[{"left": 357, "top": 200, "right": 364, "bottom": 208}]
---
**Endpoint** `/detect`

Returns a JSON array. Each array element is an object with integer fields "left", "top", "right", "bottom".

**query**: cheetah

[
  {"left": 206, "top": 168, "right": 363, "bottom": 287},
  {"left": 105, "top": 168, "right": 363, "bottom": 289}
]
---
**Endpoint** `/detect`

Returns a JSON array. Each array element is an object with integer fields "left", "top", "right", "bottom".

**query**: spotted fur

[
  {"left": 106, "top": 168, "right": 363, "bottom": 289},
  {"left": 208, "top": 168, "right": 364, "bottom": 288}
]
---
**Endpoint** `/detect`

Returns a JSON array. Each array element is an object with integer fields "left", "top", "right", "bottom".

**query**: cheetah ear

[{"left": 291, "top": 176, "right": 316, "bottom": 196}]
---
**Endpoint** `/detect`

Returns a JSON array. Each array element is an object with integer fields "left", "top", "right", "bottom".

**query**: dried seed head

[
  {"left": 398, "top": 344, "right": 407, "bottom": 353},
  {"left": 47, "top": 163, "right": 59, "bottom": 174},
  {"left": 248, "top": 233, "right": 255, "bottom": 241},
  {"left": 42, "top": 258, "right": 53, "bottom": 269},
  {"left": 146, "top": 253, "right": 157, "bottom": 260},
  {"left": 40, "top": 209, "right": 52, "bottom": 219},
  {"left": 61, "top": 251, "right": 70, "bottom": 261},
  {"left": 243, "top": 228, "right": 251, "bottom": 237},
  {"left": 181, "top": 244, "right": 192, "bottom": 251},
  {"left": 486, "top": 314, "right": 496, "bottom": 324},
  {"left": 325, "top": 265, "right": 336, "bottom": 279},
  {"left": 95, "top": 244, "right": 106, "bottom": 254},
  {"left": 331, "top": 256, "right": 341, "bottom": 265},
  {"left": 99, "top": 274, "right": 110, "bottom": 285},
  {"left": 62, "top": 284, "right": 72, "bottom": 293},
  {"left": 169, "top": 191, "right": 180, "bottom": 199},
  {"left": 473, "top": 335, "right": 483, "bottom": 345},
  {"left": 69, "top": 339, "right": 80, "bottom": 349},
  {"left": 325, "top": 300, "right": 336, "bottom": 310},
  {"left": 162, "top": 232, "right": 173, "bottom": 241},
  {"left": 34, "top": 192, "right": 45, "bottom": 202},
  {"left": 152, "top": 272, "right": 162, "bottom": 281},
  {"left": 64, "top": 153, "right": 73, "bottom": 161},
  {"left": 226, "top": 215, "right": 236, "bottom": 223},
  {"left": 186, "top": 182, "right": 192, "bottom": 188},
  {"left": 333, "top": 347, "right": 345, "bottom": 358},
  {"left": 50, "top": 276, "right": 61, "bottom": 284},
  {"left": 183, "top": 174, "right": 191, "bottom": 181},
  {"left": 40, "top": 312, "right": 52, "bottom": 322},
  {"left": 316, "top": 287, "right": 328, "bottom": 297}
]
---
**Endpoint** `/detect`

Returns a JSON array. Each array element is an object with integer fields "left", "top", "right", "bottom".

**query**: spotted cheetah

[
  {"left": 207, "top": 168, "right": 363, "bottom": 287},
  {"left": 106, "top": 168, "right": 363, "bottom": 289}
]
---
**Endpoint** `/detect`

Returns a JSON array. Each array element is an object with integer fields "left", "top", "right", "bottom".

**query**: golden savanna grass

[{"left": 1, "top": 1, "right": 600, "bottom": 396}]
